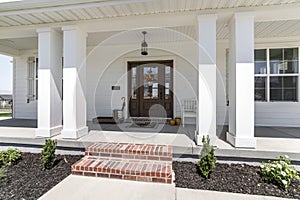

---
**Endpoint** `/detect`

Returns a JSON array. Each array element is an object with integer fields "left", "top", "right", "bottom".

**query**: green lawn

[{"left": 0, "top": 113, "right": 12, "bottom": 117}]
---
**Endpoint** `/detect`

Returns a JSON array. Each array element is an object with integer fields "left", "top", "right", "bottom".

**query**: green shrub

[
  {"left": 197, "top": 135, "right": 217, "bottom": 179},
  {"left": 0, "top": 148, "right": 21, "bottom": 166},
  {"left": 260, "top": 155, "right": 300, "bottom": 189},
  {"left": 41, "top": 139, "right": 57, "bottom": 170}
]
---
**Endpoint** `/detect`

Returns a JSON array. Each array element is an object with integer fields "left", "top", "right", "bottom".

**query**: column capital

[
  {"left": 36, "top": 27, "right": 58, "bottom": 34},
  {"left": 62, "top": 25, "right": 87, "bottom": 37},
  {"left": 197, "top": 14, "right": 217, "bottom": 22}
]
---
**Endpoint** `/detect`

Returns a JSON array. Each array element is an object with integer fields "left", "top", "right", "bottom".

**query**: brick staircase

[{"left": 71, "top": 143, "right": 173, "bottom": 184}]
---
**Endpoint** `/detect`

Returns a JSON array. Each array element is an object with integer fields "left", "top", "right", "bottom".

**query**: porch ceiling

[
  {"left": 0, "top": 0, "right": 299, "bottom": 27},
  {"left": 1, "top": 19, "right": 300, "bottom": 51},
  {"left": 83, "top": 20, "right": 300, "bottom": 46}
]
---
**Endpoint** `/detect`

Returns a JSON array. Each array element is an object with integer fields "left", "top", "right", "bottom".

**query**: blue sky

[{"left": 0, "top": 54, "right": 13, "bottom": 94}]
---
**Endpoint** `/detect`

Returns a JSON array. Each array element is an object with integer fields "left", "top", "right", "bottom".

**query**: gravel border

[
  {"left": 0, "top": 153, "right": 82, "bottom": 200},
  {"left": 173, "top": 161, "right": 300, "bottom": 199}
]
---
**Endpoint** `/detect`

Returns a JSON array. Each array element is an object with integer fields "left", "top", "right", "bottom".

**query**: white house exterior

[{"left": 1, "top": 0, "right": 300, "bottom": 148}]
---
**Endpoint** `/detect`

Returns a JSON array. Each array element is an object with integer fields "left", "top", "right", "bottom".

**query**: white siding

[
  {"left": 216, "top": 42, "right": 228, "bottom": 125},
  {"left": 255, "top": 103, "right": 300, "bottom": 127},
  {"left": 14, "top": 56, "right": 37, "bottom": 119}
]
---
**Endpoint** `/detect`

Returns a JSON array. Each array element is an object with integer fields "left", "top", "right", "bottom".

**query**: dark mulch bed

[
  {"left": 0, "top": 153, "right": 82, "bottom": 200},
  {"left": 173, "top": 161, "right": 300, "bottom": 199}
]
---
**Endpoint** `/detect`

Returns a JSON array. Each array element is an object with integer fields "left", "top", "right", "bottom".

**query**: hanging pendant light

[{"left": 141, "top": 31, "right": 148, "bottom": 56}]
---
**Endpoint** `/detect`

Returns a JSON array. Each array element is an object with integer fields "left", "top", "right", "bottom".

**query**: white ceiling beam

[
  {"left": 0, "top": 44, "right": 19, "bottom": 56},
  {"left": 255, "top": 6, "right": 300, "bottom": 22},
  {"left": 0, "top": 29, "right": 36, "bottom": 39}
]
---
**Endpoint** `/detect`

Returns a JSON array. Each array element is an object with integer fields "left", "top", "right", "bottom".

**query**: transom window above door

[{"left": 254, "top": 48, "right": 299, "bottom": 102}]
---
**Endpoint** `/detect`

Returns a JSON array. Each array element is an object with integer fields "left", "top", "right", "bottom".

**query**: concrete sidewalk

[
  {"left": 176, "top": 188, "right": 294, "bottom": 200},
  {"left": 39, "top": 175, "right": 294, "bottom": 200},
  {"left": 39, "top": 175, "right": 175, "bottom": 200}
]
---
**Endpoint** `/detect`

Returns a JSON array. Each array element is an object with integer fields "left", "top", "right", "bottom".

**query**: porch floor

[
  {"left": 0, "top": 118, "right": 299, "bottom": 139},
  {"left": 0, "top": 118, "right": 300, "bottom": 161}
]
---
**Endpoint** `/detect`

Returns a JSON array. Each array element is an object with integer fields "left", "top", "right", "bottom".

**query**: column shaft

[
  {"left": 61, "top": 25, "right": 88, "bottom": 139},
  {"left": 196, "top": 15, "right": 217, "bottom": 145},
  {"left": 35, "top": 28, "right": 63, "bottom": 137},
  {"left": 227, "top": 12, "right": 256, "bottom": 148}
]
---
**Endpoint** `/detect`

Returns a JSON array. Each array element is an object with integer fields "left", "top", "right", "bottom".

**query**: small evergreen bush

[
  {"left": 0, "top": 148, "right": 21, "bottom": 166},
  {"left": 197, "top": 135, "right": 217, "bottom": 179},
  {"left": 41, "top": 139, "right": 57, "bottom": 170},
  {"left": 260, "top": 155, "right": 300, "bottom": 189}
]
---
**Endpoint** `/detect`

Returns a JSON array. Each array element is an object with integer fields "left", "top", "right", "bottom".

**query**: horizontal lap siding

[{"left": 255, "top": 103, "right": 300, "bottom": 127}]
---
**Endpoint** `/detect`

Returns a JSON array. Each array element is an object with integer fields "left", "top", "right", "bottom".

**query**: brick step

[
  {"left": 71, "top": 157, "right": 172, "bottom": 184},
  {"left": 85, "top": 143, "right": 172, "bottom": 162}
]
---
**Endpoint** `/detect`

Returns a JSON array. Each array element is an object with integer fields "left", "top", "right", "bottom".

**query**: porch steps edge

[{"left": 1, "top": 138, "right": 300, "bottom": 162}]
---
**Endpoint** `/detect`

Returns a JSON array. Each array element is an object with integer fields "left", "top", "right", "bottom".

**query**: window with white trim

[{"left": 255, "top": 48, "right": 299, "bottom": 102}]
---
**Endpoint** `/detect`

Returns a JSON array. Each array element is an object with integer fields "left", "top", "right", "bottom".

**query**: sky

[{"left": 0, "top": 54, "right": 13, "bottom": 94}]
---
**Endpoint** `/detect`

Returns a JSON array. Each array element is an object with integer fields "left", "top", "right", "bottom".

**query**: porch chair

[{"left": 181, "top": 98, "right": 197, "bottom": 127}]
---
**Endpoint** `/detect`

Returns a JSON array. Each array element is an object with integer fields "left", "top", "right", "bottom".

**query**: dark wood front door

[{"left": 128, "top": 60, "right": 173, "bottom": 118}]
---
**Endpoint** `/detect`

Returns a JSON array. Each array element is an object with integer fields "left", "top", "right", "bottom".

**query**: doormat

[
  {"left": 126, "top": 122, "right": 158, "bottom": 129},
  {"left": 126, "top": 118, "right": 170, "bottom": 124}
]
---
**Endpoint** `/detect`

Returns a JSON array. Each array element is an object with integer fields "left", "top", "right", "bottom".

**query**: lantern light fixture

[{"left": 141, "top": 31, "right": 148, "bottom": 56}]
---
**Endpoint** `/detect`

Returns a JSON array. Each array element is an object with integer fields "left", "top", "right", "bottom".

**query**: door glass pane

[
  {"left": 143, "top": 66, "right": 158, "bottom": 99},
  {"left": 131, "top": 67, "right": 137, "bottom": 99},
  {"left": 165, "top": 66, "right": 171, "bottom": 99}
]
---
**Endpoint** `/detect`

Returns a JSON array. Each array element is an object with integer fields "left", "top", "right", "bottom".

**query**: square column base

[
  {"left": 195, "top": 131, "right": 217, "bottom": 146},
  {"left": 226, "top": 132, "right": 256, "bottom": 148},
  {"left": 35, "top": 125, "right": 62, "bottom": 138},
  {"left": 61, "top": 126, "right": 88, "bottom": 139}
]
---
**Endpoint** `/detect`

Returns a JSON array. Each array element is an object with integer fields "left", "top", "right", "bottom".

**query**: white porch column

[
  {"left": 35, "top": 28, "right": 63, "bottom": 137},
  {"left": 61, "top": 25, "right": 88, "bottom": 139},
  {"left": 226, "top": 12, "right": 256, "bottom": 148},
  {"left": 196, "top": 14, "right": 217, "bottom": 145}
]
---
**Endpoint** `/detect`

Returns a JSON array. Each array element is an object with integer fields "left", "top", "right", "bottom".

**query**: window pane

[
  {"left": 284, "top": 48, "right": 298, "bottom": 60},
  {"left": 165, "top": 66, "right": 171, "bottom": 99},
  {"left": 131, "top": 67, "right": 137, "bottom": 99},
  {"left": 255, "top": 49, "right": 267, "bottom": 74},
  {"left": 270, "top": 49, "right": 283, "bottom": 61},
  {"left": 285, "top": 61, "right": 298, "bottom": 73},
  {"left": 255, "top": 61, "right": 267, "bottom": 74},
  {"left": 255, "top": 77, "right": 266, "bottom": 101},
  {"left": 143, "top": 66, "right": 158, "bottom": 99},
  {"left": 270, "top": 61, "right": 284, "bottom": 74},
  {"left": 270, "top": 48, "right": 298, "bottom": 74},
  {"left": 270, "top": 76, "right": 297, "bottom": 101},
  {"left": 255, "top": 49, "right": 267, "bottom": 61}
]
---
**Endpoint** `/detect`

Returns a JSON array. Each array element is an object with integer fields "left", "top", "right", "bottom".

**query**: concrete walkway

[
  {"left": 39, "top": 175, "right": 294, "bottom": 200},
  {"left": 39, "top": 175, "right": 175, "bottom": 200},
  {"left": 176, "top": 188, "right": 294, "bottom": 200}
]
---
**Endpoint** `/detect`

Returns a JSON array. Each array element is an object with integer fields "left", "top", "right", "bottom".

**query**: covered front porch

[{"left": 0, "top": 1, "right": 300, "bottom": 150}]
